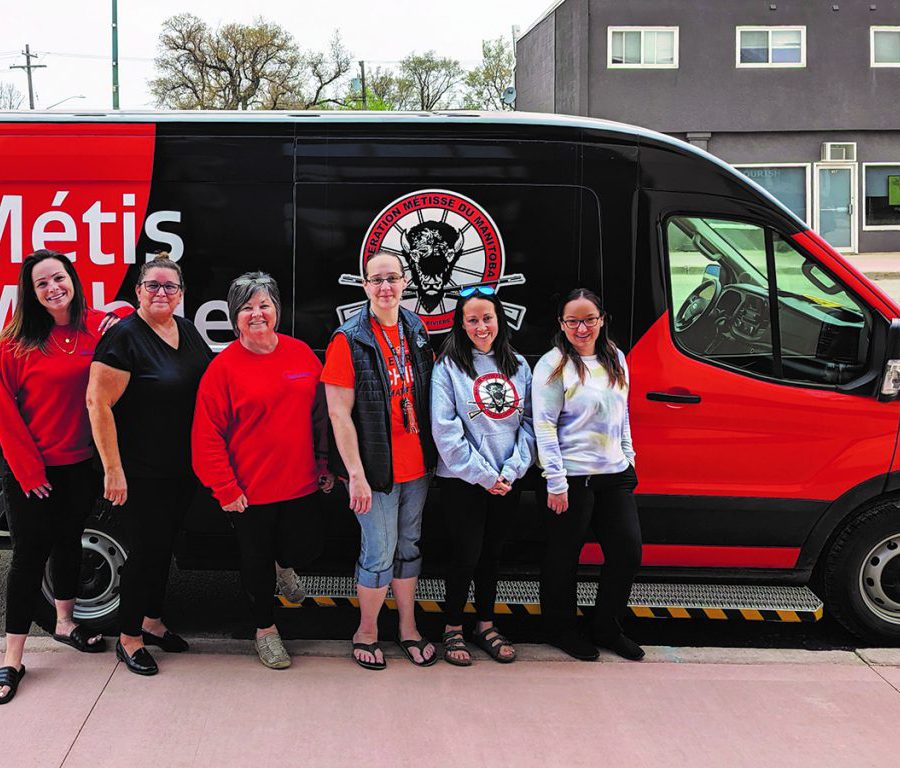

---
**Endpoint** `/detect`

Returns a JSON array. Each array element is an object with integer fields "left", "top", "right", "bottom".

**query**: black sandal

[
  {"left": 0, "top": 665, "right": 25, "bottom": 705},
  {"left": 473, "top": 626, "right": 517, "bottom": 663},
  {"left": 397, "top": 637, "right": 438, "bottom": 667},
  {"left": 53, "top": 625, "right": 106, "bottom": 654},
  {"left": 442, "top": 630, "right": 473, "bottom": 667},
  {"left": 351, "top": 642, "right": 386, "bottom": 671}
]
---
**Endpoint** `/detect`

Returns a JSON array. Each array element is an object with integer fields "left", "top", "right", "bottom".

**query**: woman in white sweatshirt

[
  {"left": 532, "top": 288, "right": 643, "bottom": 662},
  {"left": 431, "top": 287, "right": 535, "bottom": 666}
]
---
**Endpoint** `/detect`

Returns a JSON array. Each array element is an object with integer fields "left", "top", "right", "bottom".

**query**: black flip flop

[
  {"left": 398, "top": 637, "right": 438, "bottom": 667},
  {"left": 352, "top": 641, "right": 386, "bottom": 671},
  {"left": 53, "top": 625, "right": 106, "bottom": 653},
  {"left": 0, "top": 664, "right": 25, "bottom": 705}
]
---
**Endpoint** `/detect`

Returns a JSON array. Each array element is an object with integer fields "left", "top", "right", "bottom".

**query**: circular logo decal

[
  {"left": 470, "top": 372, "right": 520, "bottom": 421},
  {"left": 360, "top": 189, "right": 505, "bottom": 332}
]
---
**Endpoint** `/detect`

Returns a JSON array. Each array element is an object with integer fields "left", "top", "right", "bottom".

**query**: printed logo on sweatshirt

[{"left": 469, "top": 372, "right": 521, "bottom": 421}]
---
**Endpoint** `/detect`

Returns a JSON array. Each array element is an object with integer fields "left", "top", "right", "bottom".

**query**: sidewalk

[{"left": 2, "top": 639, "right": 899, "bottom": 768}]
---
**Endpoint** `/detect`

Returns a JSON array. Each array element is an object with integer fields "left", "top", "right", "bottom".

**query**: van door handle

[{"left": 646, "top": 391, "right": 702, "bottom": 404}]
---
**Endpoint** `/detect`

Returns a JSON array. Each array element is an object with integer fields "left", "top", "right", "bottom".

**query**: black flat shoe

[
  {"left": 546, "top": 629, "right": 599, "bottom": 661},
  {"left": 142, "top": 629, "right": 189, "bottom": 653},
  {"left": 593, "top": 632, "right": 645, "bottom": 661},
  {"left": 116, "top": 641, "right": 159, "bottom": 676}
]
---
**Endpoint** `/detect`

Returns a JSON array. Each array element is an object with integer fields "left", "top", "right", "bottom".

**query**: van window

[{"left": 665, "top": 216, "right": 872, "bottom": 387}]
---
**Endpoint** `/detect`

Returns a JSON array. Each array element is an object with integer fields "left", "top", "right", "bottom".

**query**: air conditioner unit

[{"left": 821, "top": 142, "right": 857, "bottom": 161}]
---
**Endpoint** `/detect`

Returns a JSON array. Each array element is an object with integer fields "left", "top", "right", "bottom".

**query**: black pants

[
  {"left": 441, "top": 476, "right": 517, "bottom": 627},
  {"left": 117, "top": 475, "right": 197, "bottom": 637},
  {"left": 540, "top": 466, "right": 642, "bottom": 637},
  {"left": 4, "top": 460, "right": 98, "bottom": 635},
  {"left": 229, "top": 493, "right": 325, "bottom": 629}
]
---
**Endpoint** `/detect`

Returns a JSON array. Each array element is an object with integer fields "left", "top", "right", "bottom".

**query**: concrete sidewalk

[{"left": 2, "top": 640, "right": 899, "bottom": 768}]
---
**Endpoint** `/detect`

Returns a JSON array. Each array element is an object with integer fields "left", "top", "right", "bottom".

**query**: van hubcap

[
  {"left": 42, "top": 527, "right": 127, "bottom": 623},
  {"left": 859, "top": 534, "right": 900, "bottom": 624}
]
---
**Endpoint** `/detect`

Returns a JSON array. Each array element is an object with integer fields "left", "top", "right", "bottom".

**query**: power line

[{"left": 9, "top": 44, "right": 46, "bottom": 109}]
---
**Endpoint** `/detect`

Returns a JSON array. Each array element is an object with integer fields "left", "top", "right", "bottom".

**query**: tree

[
  {"left": 150, "top": 14, "right": 351, "bottom": 110},
  {"left": 0, "top": 81, "right": 25, "bottom": 110},
  {"left": 397, "top": 51, "right": 464, "bottom": 110},
  {"left": 464, "top": 37, "right": 515, "bottom": 111}
]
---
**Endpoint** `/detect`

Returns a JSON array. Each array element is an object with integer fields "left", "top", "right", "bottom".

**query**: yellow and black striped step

[{"left": 275, "top": 577, "right": 823, "bottom": 623}]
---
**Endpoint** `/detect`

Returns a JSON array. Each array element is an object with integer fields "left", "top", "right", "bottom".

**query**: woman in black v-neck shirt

[{"left": 88, "top": 253, "right": 212, "bottom": 676}]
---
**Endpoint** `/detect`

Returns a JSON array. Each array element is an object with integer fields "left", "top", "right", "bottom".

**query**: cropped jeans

[{"left": 354, "top": 474, "right": 430, "bottom": 588}]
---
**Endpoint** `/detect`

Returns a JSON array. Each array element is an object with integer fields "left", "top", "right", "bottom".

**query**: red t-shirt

[
  {"left": 0, "top": 307, "right": 128, "bottom": 491},
  {"left": 321, "top": 320, "right": 426, "bottom": 484},
  {"left": 192, "top": 334, "right": 327, "bottom": 506}
]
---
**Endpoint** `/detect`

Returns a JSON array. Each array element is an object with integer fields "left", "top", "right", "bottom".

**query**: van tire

[
  {"left": 33, "top": 509, "right": 128, "bottom": 635},
  {"left": 824, "top": 501, "right": 900, "bottom": 644}
]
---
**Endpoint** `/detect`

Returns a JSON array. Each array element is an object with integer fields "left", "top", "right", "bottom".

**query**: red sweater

[
  {"left": 0, "top": 308, "right": 129, "bottom": 492},
  {"left": 192, "top": 334, "right": 328, "bottom": 506}
]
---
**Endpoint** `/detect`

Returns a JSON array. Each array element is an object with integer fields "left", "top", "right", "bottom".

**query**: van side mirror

[
  {"left": 703, "top": 264, "right": 721, "bottom": 281},
  {"left": 879, "top": 319, "right": 900, "bottom": 401}
]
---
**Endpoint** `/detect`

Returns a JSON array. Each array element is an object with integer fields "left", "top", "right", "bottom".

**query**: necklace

[{"left": 50, "top": 329, "right": 79, "bottom": 355}]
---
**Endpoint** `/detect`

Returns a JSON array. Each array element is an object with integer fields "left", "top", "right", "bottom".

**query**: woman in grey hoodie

[{"left": 431, "top": 288, "right": 535, "bottom": 666}]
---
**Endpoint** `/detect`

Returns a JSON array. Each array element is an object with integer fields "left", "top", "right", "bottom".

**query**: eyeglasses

[
  {"left": 364, "top": 275, "right": 404, "bottom": 286},
  {"left": 139, "top": 280, "right": 182, "bottom": 296},
  {"left": 561, "top": 316, "right": 601, "bottom": 330},
  {"left": 459, "top": 285, "right": 496, "bottom": 297}
]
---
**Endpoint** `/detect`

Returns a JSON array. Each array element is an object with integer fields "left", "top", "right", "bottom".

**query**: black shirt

[{"left": 93, "top": 313, "right": 213, "bottom": 478}]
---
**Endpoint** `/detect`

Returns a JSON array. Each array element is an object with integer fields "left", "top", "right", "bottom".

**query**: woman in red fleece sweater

[
  {"left": 0, "top": 250, "right": 126, "bottom": 704},
  {"left": 192, "top": 272, "right": 332, "bottom": 670}
]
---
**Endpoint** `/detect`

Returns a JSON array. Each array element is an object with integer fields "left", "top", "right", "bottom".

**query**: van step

[{"left": 276, "top": 577, "right": 823, "bottom": 623}]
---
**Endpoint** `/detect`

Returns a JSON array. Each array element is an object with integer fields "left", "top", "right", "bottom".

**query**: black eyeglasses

[
  {"left": 459, "top": 285, "right": 496, "bottom": 298},
  {"left": 139, "top": 280, "right": 182, "bottom": 296},
  {"left": 364, "top": 275, "right": 404, "bottom": 286},
  {"left": 561, "top": 316, "right": 601, "bottom": 330}
]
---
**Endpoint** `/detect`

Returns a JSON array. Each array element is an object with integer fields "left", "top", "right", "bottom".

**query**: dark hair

[
  {"left": 363, "top": 250, "right": 406, "bottom": 279},
  {"left": 0, "top": 250, "right": 88, "bottom": 356},
  {"left": 548, "top": 288, "right": 626, "bottom": 388},
  {"left": 437, "top": 292, "right": 522, "bottom": 379},
  {"left": 226, "top": 271, "right": 281, "bottom": 337},
  {"left": 137, "top": 251, "right": 184, "bottom": 287}
]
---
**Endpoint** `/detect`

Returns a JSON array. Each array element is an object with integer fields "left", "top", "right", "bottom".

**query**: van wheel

[
  {"left": 824, "top": 501, "right": 900, "bottom": 644},
  {"left": 34, "top": 513, "right": 128, "bottom": 634}
]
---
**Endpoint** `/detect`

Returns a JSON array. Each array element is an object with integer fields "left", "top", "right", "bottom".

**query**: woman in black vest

[{"left": 322, "top": 250, "right": 437, "bottom": 670}]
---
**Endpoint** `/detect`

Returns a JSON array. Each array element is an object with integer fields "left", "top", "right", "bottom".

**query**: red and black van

[{"left": 1, "top": 112, "right": 899, "bottom": 642}]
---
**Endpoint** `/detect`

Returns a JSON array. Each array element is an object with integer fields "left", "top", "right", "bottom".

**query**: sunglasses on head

[{"left": 458, "top": 285, "right": 496, "bottom": 298}]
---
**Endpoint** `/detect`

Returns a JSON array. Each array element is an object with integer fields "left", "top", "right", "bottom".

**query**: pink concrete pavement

[{"left": 2, "top": 643, "right": 899, "bottom": 768}]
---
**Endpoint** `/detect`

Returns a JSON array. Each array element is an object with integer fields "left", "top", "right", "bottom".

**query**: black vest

[{"left": 328, "top": 304, "right": 436, "bottom": 493}]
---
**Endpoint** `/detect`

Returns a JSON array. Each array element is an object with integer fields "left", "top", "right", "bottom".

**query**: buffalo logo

[
  {"left": 337, "top": 189, "right": 526, "bottom": 333},
  {"left": 469, "top": 372, "right": 521, "bottom": 421}
]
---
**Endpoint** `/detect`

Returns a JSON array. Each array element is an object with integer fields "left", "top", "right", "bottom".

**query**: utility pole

[
  {"left": 9, "top": 44, "right": 46, "bottom": 110},
  {"left": 111, "top": 0, "right": 120, "bottom": 109},
  {"left": 358, "top": 60, "right": 367, "bottom": 109}
]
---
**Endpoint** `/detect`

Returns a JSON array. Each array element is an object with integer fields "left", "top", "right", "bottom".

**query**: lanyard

[{"left": 374, "top": 317, "right": 409, "bottom": 396}]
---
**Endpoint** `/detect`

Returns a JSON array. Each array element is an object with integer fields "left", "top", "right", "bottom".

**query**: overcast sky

[{"left": 0, "top": 0, "right": 552, "bottom": 110}]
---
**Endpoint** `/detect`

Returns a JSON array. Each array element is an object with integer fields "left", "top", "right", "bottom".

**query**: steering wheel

[{"left": 674, "top": 279, "right": 722, "bottom": 333}]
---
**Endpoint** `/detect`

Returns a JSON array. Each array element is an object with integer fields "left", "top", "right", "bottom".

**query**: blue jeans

[{"left": 354, "top": 474, "right": 430, "bottom": 588}]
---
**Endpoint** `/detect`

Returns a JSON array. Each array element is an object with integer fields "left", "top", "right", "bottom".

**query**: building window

[
  {"left": 736, "top": 27, "right": 806, "bottom": 67},
  {"left": 735, "top": 164, "right": 810, "bottom": 224},
  {"left": 864, "top": 164, "right": 900, "bottom": 229},
  {"left": 608, "top": 27, "right": 678, "bottom": 68},
  {"left": 871, "top": 27, "right": 900, "bottom": 67}
]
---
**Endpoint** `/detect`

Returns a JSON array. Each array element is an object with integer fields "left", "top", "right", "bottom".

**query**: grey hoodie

[{"left": 431, "top": 349, "right": 536, "bottom": 489}]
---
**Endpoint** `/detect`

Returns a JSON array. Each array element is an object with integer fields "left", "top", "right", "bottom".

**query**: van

[{"left": 1, "top": 112, "right": 899, "bottom": 643}]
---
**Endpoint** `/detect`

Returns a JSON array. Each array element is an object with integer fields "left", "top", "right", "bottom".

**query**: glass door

[{"left": 814, "top": 163, "right": 857, "bottom": 252}]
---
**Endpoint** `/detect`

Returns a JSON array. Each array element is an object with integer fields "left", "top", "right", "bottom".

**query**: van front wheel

[{"left": 824, "top": 501, "right": 900, "bottom": 643}]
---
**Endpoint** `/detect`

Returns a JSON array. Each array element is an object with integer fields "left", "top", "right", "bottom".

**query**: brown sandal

[
  {"left": 442, "top": 630, "right": 473, "bottom": 667},
  {"left": 473, "top": 626, "right": 516, "bottom": 663}
]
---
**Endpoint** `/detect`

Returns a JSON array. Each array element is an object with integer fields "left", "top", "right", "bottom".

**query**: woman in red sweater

[
  {"left": 0, "top": 250, "right": 124, "bottom": 704},
  {"left": 192, "top": 272, "right": 332, "bottom": 669}
]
